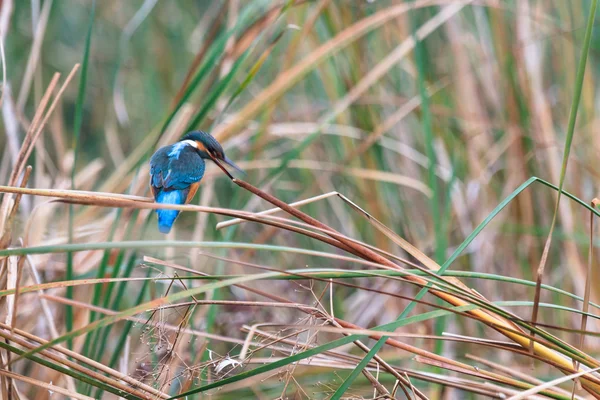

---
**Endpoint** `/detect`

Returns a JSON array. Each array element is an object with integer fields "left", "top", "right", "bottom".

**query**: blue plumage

[
  {"left": 155, "top": 190, "right": 186, "bottom": 233},
  {"left": 149, "top": 130, "right": 244, "bottom": 233},
  {"left": 150, "top": 142, "right": 206, "bottom": 233}
]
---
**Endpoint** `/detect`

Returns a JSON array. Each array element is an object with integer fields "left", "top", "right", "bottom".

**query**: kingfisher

[{"left": 149, "top": 130, "right": 243, "bottom": 234}]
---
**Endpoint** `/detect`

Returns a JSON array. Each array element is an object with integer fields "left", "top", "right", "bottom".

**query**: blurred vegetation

[{"left": 2, "top": 0, "right": 600, "bottom": 399}]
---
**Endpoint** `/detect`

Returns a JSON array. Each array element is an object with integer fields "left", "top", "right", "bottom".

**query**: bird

[{"left": 149, "top": 130, "right": 244, "bottom": 234}]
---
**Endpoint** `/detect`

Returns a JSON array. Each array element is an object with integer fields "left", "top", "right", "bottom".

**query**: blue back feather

[
  {"left": 155, "top": 190, "right": 186, "bottom": 234},
  {"left": 150, "top": 143, "right": 206, "bottom": 233},
  {"left": 150, "top": 145, "right": 205, "bottom": 190}
]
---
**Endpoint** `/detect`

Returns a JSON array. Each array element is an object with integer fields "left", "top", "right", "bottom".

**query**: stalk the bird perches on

[{"left": 149, "top": 130, "right": 244, "bottom": 233}]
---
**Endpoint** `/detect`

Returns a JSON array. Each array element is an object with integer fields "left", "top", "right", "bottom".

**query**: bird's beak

[
  {"left": 223, "top": 155, "right": 246, "bottom": 176},
  {"left": 211, "top": 154, "right": 245, "bottom": 180}
]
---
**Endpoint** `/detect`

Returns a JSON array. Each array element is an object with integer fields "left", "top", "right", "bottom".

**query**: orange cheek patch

[{"left": 195, "top": 141, "right": 207, "bottom": 153}]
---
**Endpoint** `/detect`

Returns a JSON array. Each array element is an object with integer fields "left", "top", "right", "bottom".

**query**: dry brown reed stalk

[
  {"left": 4, "top": 72, "right": 56, "bottom": 186},
  {"left": 40, "top": 293, "right": 246, "bottom": 345},
  {"left": 240, "top": 324, "right": 574, "bottom": 397},
  {"left": 159, "top": 244, "right": 600, "bottom": 395},
  {"left": 0, "top": 185, "right": 444, "bottom": 278},
  {"left": 0, "top": 276, "right": 167, "bottom": 297},
  {"left": 37, "top": 205, "right": 412, "bottom": 392},
  {"left": 150, "top": 256, "right": 427, "bottom": 397},
  {"left": 574, "top": 197, "right": 600, "bottom": 393},
  {"left": 0, "top": 166, "right": 31, "bottom": 250},
  {"left": 0, "top": 185, "right": 586, "bottom": 323},
  {"left": 465, "top": 352, "right": 588, "bottom": 399},
  {"left": 229, "top": 179, "right": 600, "bottom": 395},
  {"left": 182, "top": 251, "right": 463, "bottom": 322},
  {"left": 0, "top": 187, "right": 425, "bottom": 396},
  {"left": 508, "top": 366, "right": 600, "bottom": 400},
  {"left": 0, "top": 323, "right": 168, "bottom": 399},
  {"left": 414, "top": 356, "right": 556, "bottom": 400},
  {"left": 0, "top": 185, "right": 368, "bottom": 259},
  {"left": 0, "top": 369, "right": 92, "bottom": 400},
  {"left": 0, "top": 166, "right": 32, "bottom": 396},
  {"left": 0, "top": 187, "right": 587, "bottom": 321},
  {"left": 241, "top": 352, "right": 530, "bottom": 399},
  {"left": 2, "top": 178, "right": 600, "bottom": 394},
  {"left": 9, "top": 66, "right": 78, "bottom": 186},
  {"left": 7, "top": 166, "right": 32, "bottom": 334},
  {"left": 216, "top": 191, "right": 338, "bottom": 229},
  {"left": 0, "top": 64, "right": 79, "bottom": 258}
]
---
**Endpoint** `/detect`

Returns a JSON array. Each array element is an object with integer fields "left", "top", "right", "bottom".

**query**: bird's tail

[{"left": 155, "top": 190, "right": 186, "bottom": 234}]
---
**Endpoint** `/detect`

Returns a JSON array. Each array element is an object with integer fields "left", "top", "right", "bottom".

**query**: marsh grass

[{"left": 1, "top": 1, "right": 600, "bottom": 399}]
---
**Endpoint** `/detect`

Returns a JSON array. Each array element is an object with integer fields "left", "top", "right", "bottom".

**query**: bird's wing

[
  {"left": 164, "top": 147, "right": 206, "bottom": 189},
  {"left": 150, "top": 145, "right": 205, "bottom": 192},
  {"left": 149, "top": 146, "right": 171, "bottom": 190}
]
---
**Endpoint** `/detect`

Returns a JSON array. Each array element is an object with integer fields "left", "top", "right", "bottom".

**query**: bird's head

[{"left": 181, "top": 131, "right": 244, "bottom": 179}]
